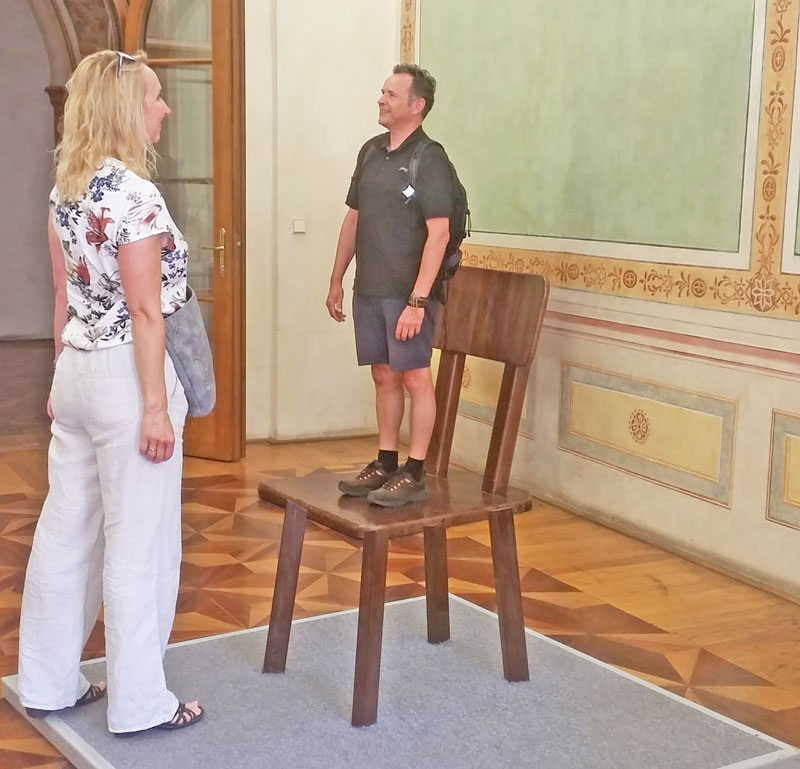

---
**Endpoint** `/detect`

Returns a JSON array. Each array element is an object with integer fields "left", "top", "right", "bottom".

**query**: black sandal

[
  {"left": 158, "top": 702, "right": 205, "bottom": 731},
  {"left": 115, "top": 701, "right": 205, "bottom": 737},
  {"left": 26, "top": 682, "right": 106, "bottom": 719}
]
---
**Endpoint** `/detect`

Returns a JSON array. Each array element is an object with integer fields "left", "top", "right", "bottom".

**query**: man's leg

[
  {"left": 372, "top": 363, "right": 404, "bottom": 452},
  {"left": 339, "top": 296, "right": 404, "bottom": 496},
  {"left": 366, "top": 300, "right": 438, "bottom": 507},
  {"left": 403, "top": 365, "right": 436, "bottom": 460},
  {"left": 396, "top": 298, "right": 440, "bottom": 463}
]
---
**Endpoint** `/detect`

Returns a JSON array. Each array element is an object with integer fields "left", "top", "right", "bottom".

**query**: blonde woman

[{"left": 17, "top": 50, "right": 204, "bottom": 734}]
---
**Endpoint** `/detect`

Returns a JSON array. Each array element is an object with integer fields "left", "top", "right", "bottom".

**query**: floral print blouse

[{"left": 49, "top": 158, "right": 188, "bottom": 350}]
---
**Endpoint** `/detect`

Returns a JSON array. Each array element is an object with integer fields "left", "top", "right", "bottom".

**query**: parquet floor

[{"left": 1, "top": 437, "right": 800, "bottom": 768}]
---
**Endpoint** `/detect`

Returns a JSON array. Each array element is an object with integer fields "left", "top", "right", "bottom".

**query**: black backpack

[
  {"left": 361, "top": 135, "right": 471, "bottom": 293},
  {"left": 406, "top": 138, "right": 471, "bottom": 284}
]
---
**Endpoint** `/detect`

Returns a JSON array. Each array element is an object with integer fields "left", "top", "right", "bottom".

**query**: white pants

[{"left": 18, "top": 343, "right": 188, "bottom": 733}]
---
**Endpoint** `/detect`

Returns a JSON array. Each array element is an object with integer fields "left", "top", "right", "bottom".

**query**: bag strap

[{"left": 408, "top": 137, "right": 434, "bottom": 187}]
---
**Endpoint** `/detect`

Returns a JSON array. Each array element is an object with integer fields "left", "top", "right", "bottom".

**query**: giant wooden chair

[{"left": 258, "top": 267, "right": 549, "bottom": 726}]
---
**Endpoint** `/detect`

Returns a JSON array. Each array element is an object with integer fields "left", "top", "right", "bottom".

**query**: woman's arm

[
  {"left": 47, "top": 217, "right": 67, "bottom": 419},
  {"left": 118, "top": 234, "right": 175, "bottom": 463},
  {"left": 47, "top": 216, "right": 67, "bottom": 362}
]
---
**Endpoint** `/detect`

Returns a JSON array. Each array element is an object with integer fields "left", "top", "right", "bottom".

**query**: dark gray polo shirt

[{"left": 346, "top": 127, "right": 452, "bottom": 299}]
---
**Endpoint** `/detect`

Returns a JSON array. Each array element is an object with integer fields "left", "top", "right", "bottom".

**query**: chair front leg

[
  {"left": 351, "top": 529, "right": 389, "bottom": 727},
  {"left": 424, "top": 523, "right": 450, "bottom": 643},
  {"left": 263, "top": 500, "right": 307, "bottom": 674},
  {"left": 489, "top": 506, "right": 529, "bottom": 682}
]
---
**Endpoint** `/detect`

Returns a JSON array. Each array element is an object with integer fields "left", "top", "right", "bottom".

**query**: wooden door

[{"left": 125, "top": 0, "right": 245, "bottom": 460}]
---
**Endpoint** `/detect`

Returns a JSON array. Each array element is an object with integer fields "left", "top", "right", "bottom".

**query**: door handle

[{"left": 200, "top": 227, "right": 226, "bottom": 277}]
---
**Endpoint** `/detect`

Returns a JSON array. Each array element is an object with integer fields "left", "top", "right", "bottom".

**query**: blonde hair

[{"left": 55, "top": 50, "right": 156, "bottom": 202}]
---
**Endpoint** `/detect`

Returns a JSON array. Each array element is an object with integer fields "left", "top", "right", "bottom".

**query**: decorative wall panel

[
  {"left": 558, "top": 364, "right": 737, "bottom": 505},
  {"left": 767, "top": 409, "right": 800, "bottom": 528}
]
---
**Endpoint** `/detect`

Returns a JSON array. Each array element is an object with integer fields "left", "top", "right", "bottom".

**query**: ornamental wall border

[{"left": 403, "top": 0, "right": 800, "bottom": 318}]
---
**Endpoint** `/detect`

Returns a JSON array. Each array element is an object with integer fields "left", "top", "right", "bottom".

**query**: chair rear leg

[
  {"left": 489, "top": 506, "right": 529, "bottom": 682},
  {"left": 424, "top": 523, "right": 450, "bottom": 643},
  {"left": 352, "top": 530, "right": 389, "bottom": 726},
  {"left": 263, "top": 501, "right": 307, "bottom": 674}
]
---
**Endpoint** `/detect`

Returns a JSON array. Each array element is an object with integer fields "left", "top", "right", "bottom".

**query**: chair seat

[{"left": 257, "top": 466, "right": 532, "bottom": 540}]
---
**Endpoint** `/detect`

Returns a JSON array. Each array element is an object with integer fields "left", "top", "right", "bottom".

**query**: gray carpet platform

[{"left": 3, "top": 596, "right": 799, "bottom": 769}]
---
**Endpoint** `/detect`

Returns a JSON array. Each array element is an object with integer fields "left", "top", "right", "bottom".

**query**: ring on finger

[{"left": 148, "top": 447, "right": 157, "bottom": 454}]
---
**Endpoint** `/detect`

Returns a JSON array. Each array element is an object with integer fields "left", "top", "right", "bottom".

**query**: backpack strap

[{"left": 409, "top": 137, "right": 437, "bottom": 187}]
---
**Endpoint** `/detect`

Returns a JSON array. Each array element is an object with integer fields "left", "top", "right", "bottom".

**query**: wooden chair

[{"left": 258, "top": 266, "right": 549, "bottom": 726}]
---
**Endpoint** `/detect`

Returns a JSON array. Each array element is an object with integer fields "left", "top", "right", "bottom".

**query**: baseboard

[
  {"left": 246, "top": 432, "right": 378, "bottom": 446},
  {"left": 528, "top": 489, "right": 800, "bottom": 607}
]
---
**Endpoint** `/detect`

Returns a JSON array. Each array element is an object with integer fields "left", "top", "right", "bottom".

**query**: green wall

[{"left": 420, "top": 0, "right": 755, "bottom": 251}]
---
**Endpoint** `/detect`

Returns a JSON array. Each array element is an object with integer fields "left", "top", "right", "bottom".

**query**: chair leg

[
  {"left": 263, "top": 501, "right": 307, "bottom": 674},
  {"left": 424, "top": 524, "right": 450, "bottom": 643},
  {"left": 489, "top": 506, "right": 529, "bottom": 682},
  {"left": 351, "top": 530, "right": 389, "bottom": 727}
]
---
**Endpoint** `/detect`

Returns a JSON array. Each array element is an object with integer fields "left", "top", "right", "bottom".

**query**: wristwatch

[{"left": 407, "top": 292, "right": 428, "bottom": 308}]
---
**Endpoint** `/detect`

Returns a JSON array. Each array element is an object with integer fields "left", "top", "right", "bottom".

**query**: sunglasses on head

[{"left": 116, "top": 51, "right": 137, "bottom": 78}]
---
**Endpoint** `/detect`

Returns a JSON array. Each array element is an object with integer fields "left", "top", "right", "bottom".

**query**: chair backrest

[{"left": 426, "top": 267, "right": 549, "bottom": 495}]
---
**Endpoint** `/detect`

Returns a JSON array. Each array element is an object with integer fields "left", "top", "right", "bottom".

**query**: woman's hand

[
  {"left": 140, "top": 407, "right": 175, "bottom": 463},
  {"left": 46, "top": 394, "right": 54, "bottom": 420}
]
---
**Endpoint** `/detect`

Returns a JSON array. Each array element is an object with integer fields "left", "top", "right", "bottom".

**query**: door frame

[{"left": 124, "top": 0, "right": 246, "bottom": 461}]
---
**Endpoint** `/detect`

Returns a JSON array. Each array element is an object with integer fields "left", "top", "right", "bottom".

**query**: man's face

[{"left": 377, "top": 73, "right": 423, "bottom": 129}]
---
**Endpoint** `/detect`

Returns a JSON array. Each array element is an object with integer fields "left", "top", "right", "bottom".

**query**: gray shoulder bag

[{"left": 165, "top": 286, "right": 216, "bottom": 417}]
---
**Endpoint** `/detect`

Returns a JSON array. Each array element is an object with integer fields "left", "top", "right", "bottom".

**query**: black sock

[
  {"left": 404, "top": 457, "right": 425, "bottom": 482},
  {"left": 377, "top": 449, "right": 398, "bottom": 472}
]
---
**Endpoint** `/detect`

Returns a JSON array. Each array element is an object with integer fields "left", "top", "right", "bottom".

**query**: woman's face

[{"left": 142, "top": 66, "right": 171, "bottom": 143}]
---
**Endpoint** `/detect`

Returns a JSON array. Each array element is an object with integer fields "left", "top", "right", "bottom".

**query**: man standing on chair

[{"left": 326, "top": 64, "right": 452, "bottom": 508}]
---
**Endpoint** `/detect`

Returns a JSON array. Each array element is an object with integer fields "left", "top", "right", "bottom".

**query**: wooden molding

[
  {"left": 124, "top": 0, "right": 152, "bottom": 52},
  {"left": 45, "top": 84, "right": 67, "bottom": 144}
]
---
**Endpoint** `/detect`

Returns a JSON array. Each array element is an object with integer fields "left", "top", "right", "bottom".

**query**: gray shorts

[{"left": 352, "top": 294, "right": 439, "bottom": 372}]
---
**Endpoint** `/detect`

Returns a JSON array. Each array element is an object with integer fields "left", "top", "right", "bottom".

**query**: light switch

[{"left": 292, "top": 217, "right": 307, "bottom": 233}]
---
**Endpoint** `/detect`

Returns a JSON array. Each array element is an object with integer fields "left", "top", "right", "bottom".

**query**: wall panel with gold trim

[
  {"left": 767, "top": 409, "right": 800, "bottom": 529},
  {"left": 559, "top": 364, "right": 736, "bottom": 506}
]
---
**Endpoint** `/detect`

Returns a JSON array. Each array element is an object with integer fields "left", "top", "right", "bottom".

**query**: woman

[{"left": 17, "top": 50, "right": 204, "bottom": 734}]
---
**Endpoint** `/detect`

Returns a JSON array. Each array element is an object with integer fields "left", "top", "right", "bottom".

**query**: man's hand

[
  {"left": 395, "top": 306, "right": 424, "bottom": 340},
  {"left": 326, "top": 284, "right": 346, "bottom": 322}
]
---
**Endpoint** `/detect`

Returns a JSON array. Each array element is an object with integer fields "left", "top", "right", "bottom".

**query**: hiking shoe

[
  {"left": 338, "top": 460, "right": 396, "bottom": 497},
  {"left": 367, "top": 469, "right": 427, "bottom": 507}
]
